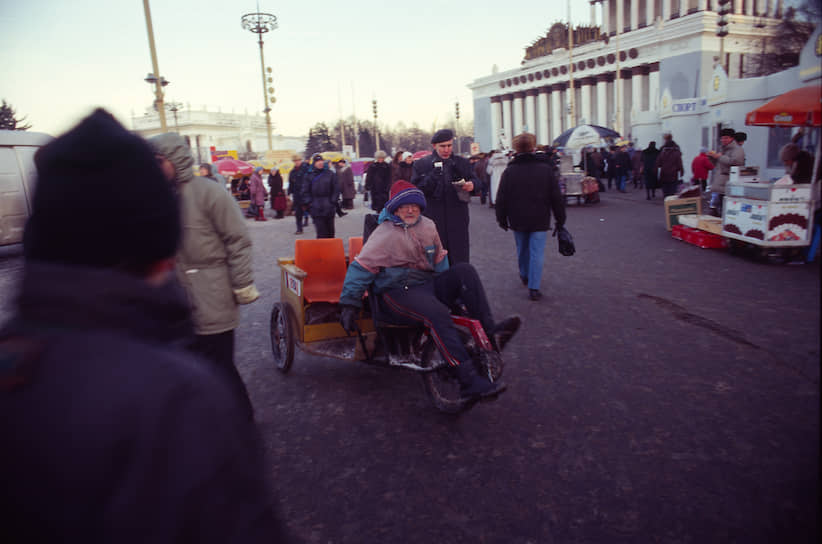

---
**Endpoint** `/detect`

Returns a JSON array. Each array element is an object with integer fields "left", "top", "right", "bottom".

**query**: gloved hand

[
  {"left": 233, "top": 284, "right": 260, "bottom": 304},
  {"left": 339, "top": 305, "right": 359, "bottom": 334}
]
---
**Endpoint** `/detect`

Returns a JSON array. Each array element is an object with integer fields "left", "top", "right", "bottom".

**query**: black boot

[
  {"left": 455, "top": 360, "right": 506, "bottom": 401},
  {"left": 490, "top": 315, "right": 521, "bottom": 351}
]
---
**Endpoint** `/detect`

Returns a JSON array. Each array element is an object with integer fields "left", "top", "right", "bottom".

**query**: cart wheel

[
  {"left": 270, "top": 302, "right": 295, "bottom": 373},
  {"left": 419, "top": 338, "right": 470, "bottom": 414}
]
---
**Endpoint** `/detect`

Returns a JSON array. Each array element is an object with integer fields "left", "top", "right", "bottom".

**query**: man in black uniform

[{"left": 410, "top": 129, "right": 478, "bottom": 265}]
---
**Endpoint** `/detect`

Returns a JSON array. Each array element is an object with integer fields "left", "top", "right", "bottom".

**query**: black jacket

[
  {"left": 366, "top": 161, "right": 392, "bottom": 212},
  {"left": 301, "top": 166, "right": 340, "bottom": 217},
  {"left": 0, "top": 262, "right": 285, "bottom": 543},
  {"left": 495, "top": 152, "right": 566, "bottom": 232},
  {"left": 410, "top": 151, "right": 478, "bottom": 265},
  {"left": 288, "top": 162, "right": 309, "bottom": 203}
]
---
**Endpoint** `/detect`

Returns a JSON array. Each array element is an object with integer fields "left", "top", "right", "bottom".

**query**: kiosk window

[{"left": 767, "top": 127, "right": 792, "bottom": 168}]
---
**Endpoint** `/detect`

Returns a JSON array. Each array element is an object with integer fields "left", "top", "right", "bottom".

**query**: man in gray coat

[
  {"left": 150, "top": 133, "right": 260, "bottom": 417},
  {"left": 707, "top": 128, "right": 746, "bottom": 216}
]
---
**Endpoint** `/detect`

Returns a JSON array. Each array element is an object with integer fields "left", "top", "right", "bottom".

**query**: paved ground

[{"left": 1, "top": 186, "right": 818, "bottom": 543}]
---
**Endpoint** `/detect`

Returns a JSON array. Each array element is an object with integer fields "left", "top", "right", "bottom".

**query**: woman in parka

[
  {"left": 641, "top": 141, "right": 660, "bottom": 200},
  {"left": 248, "top": 167, "right": 268, "bottom": 221}
]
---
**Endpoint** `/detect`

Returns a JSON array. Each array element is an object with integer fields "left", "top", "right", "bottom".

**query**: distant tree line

[
  {"left": 745, "top": 0, "right": 818, "bottom": 77},
  {"left": 304, "top": 117, "right": 475, "bottom": 159}
]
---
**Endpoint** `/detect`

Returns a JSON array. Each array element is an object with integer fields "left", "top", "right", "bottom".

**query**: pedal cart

[{"left": 270, "top": 237, "right": 504, "bottom": 413}]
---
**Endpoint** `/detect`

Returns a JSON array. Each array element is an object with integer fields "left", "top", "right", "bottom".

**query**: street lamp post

[
  {"left": 241, "top": 10, "right": 278, "bottom": 152},
  {"left": 372, "top": 99, "right": 379, "bottom": 152},
  {"left": 142, "top": 0, "right": 168, "bottom": 132},
  {"left": 166, "top": 101, "right": 182, "bottom": 131},
  {"left": 454, "top": 101, "right": 460, "bottom": 155}
]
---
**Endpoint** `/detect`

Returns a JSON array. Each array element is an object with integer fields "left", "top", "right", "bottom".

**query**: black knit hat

[
  {"left": 720, "top": 128, "right": 736, "bottom": 137},
  {"left": 431, "top": 129, "right": 454, "bottom": 144},
  {"left": 24, "top": 108, "right": 180, "bottom": 271}
]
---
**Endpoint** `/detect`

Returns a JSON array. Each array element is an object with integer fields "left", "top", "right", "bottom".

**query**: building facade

[
  {"left": 468, "top": 0, "right": 810, "bottom": 179},
  {"left": 131, "top": 106, "right": 304, "bottom": 164}
]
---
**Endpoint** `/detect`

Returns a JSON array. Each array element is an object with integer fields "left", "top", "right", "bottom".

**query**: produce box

[
  {"left": 671, "top": 225, "right": 729, "bottom": 249},
  {"left": 677, "top": 214, "right": 700, "bottom": 228},
  {"left": 696, "top": 215, "right": 722, "bottom": 235},
  {"left": 664, "top": 196, "right": 702, "bottom": 231}
]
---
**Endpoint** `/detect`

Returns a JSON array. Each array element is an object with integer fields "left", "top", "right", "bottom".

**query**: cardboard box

[
  {"left": 696, "top": 215, "right": 722, "bottom": 235},
  {"left": 677, "top": 214, "right": 700, "bottom": 229},
  {"left": 664, "top": 196, "right": 702, "bottom": 231}
]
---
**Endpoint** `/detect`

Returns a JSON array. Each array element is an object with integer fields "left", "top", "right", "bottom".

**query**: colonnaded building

[
  {"left": 131, "top": 106, "right": 304, "bottom": 164},
  {"left": 469, "top": 0, "right": 820, "bottom": 182}
]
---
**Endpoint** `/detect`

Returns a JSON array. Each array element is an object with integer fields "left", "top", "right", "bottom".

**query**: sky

[{"left": 2, "top": 0, "right": 596, "bottom": 138}]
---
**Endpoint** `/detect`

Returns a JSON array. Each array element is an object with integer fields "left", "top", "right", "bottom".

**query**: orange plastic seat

[
  {"left": 349, "top": 236, "right": 364, "bottom": 263},
  {"left": 294, "top": 238, "right": 347, "bottom": 304}
]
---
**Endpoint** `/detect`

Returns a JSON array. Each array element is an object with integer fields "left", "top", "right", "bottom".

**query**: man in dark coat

[
  {"left": 656, "top": 133, "right": 684, "bottom": 197},
  {"left": 642, "top": 141, "right": 660, "bottom": 200},
  {"left": 366, "top": 151, "right": 392, "bottom": 213},
  {"left": 411, "top": 128, "right": 478, "bottom": 265},
  {"left": 335, "top": 158, "right": 356, "bottom": 209},
  {"left": 495, "top": 133, "right": 566, "bottom": 301},
  {"left": 0, "top": 109, "right": 286, "bottom": 543},
  {"left": 301, "top": 154, "right": 341, "bottom": 239},
  {"left": 288, "top": 154, "right": 309, "bottom": 234}
]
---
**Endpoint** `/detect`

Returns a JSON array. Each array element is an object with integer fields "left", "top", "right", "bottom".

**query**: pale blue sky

[{"left": 2, "top": 1, "right": 594, "bottom": 137}]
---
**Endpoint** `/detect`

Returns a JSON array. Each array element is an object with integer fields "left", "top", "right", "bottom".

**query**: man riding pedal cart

[{"left": 338, "top": 180, "right": 521, "bottom": 402}]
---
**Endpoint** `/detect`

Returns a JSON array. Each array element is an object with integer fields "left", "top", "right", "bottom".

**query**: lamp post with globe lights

[
  {"left": 241, "top": 10, "right": 277, "bottom": 151},
  {"left": 142, "top": 0, "right": 169, "bottom": 132}
]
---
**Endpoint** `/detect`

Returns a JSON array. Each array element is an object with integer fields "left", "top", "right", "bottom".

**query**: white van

[{"left": 0, "top": 130, "right": 53, "bottom": 246}]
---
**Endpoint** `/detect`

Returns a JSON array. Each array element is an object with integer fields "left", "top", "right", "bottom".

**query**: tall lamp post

[
  {"left": 166, "top": 101, "right": 182, "bottom": 131},
  {"left": 454, "top": 100, "right": 461, "bottom": 155},
  {"left": 143, "top": 0, "right": 168, "bottom": 132},
  {"left": 241, "top": 10, "right": 277, "bottom": 152},
  {"left": 372, "top": 98, "right": 380, "bottom": 152}
]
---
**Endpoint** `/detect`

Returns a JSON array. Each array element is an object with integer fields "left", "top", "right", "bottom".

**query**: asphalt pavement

[{"left": 0, "top": 185, "right": 818, "bottom": 543}]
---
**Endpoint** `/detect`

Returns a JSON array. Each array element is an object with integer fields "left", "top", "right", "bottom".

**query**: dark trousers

[
  {"left": 293, "top": 201, "right": 304, "bottom": 232},
  {"left": 381, "top": 263, "right": 494, "bottom": 367},
  {"left": 189, "top": 330, "right": 254, "bottom": 419},
  {"left": 314, "top": 214, "right": 335, "bottom": 238}
]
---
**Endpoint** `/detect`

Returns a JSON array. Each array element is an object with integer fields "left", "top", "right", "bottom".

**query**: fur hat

[
  {"left": 311, "top": 153, "right": 324, "bottom": 163},
  {"left": 386, "top": 180, "right": 426, "bottom": 214},
  {"left": 431, "top": 129, "right": 454, "bottom": 144},
  {"left": 720, "top": 128, "right": 736, "bottom": 138},
  {"left": 24, "top": 108, "right": 180, "bottom": 271},
  {"left": 401, "top": 151, "right": 413, "bottom": 160}
]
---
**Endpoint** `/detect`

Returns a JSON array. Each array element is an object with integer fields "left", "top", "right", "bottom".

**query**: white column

[
  {"left": 512, "top": 92, "right": 524, "bottom": 135},
  {"left": 613, "top": 76, "right": 623, "bottom": 133},
  {"left": 602, "top": 0, "right": 610, "bottom": 34},
  {"left": 616, "top": 0, "right": 625, "bottom": 32},
  {"left": 648, "top": 68, "right": 660, "bottom": 112},
  {"left": 745, "top": 0, "right": 754, "bottom": 15},
  {"left": 596, "top": 77, "right": 608, "bottom": 126},
  {"left": 580, "top": 81, "right": 592, "bottom": 125},
  {"left": 698, "top": 0, "right": 707, "bottom": 12},
  {"left": 663, "top": 0, "right": 671, "bottom": 19},
  {"left": 524, "top": 90, "right": 537, "bottom": 135},
  {"left": 563, "top": 88, "right": 573, "bottom": 131},
  {"left": 501, "top": 94, "right": 513, "bottom": 149},
  {"left": 551, "top": 86, "right": 562, "bottom": 140},
  {"left": 631, "top": 69, "right": 643, "bottom": 113},
  {"left": 490, "top": 98, "right": 502, "bottom": 150},
  {"left": 681, "top": 0, "right": 689, "bottom": 17},
  {"left": 631, "top": 0, "right": 639, "bottom": 29},
  {"left": 733, "top": 0, "right": 743, "bottom": 14},
  {"left": 537, "top": 89, "right": 550, "bottom": 145},
  {"left": 590, "top": 1, "right": 597, "bottom": 25},
  {"left": 648, "top": 0, "right": 657, "bottom": 23}
]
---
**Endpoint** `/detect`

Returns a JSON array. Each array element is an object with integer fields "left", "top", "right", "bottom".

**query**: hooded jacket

[
  {"left": 656, "top": 140, "right": 684, "bottom": 184},
  {"left": 301, "top": 162, "right": 340, "bottom": 217},
  {"left": 149, "top": 134, "right": 255, "bottom": 335},
  {"left": 339, "top": 210, "right": 449, "bottom": 308}
]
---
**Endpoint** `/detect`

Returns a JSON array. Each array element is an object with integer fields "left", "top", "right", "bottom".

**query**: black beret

[
  {"left": 24, "top": 108, "right": 180, "bottom": 270},
  {"left": 431, "top": 129, "right": 454, "bottom": 144}
]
